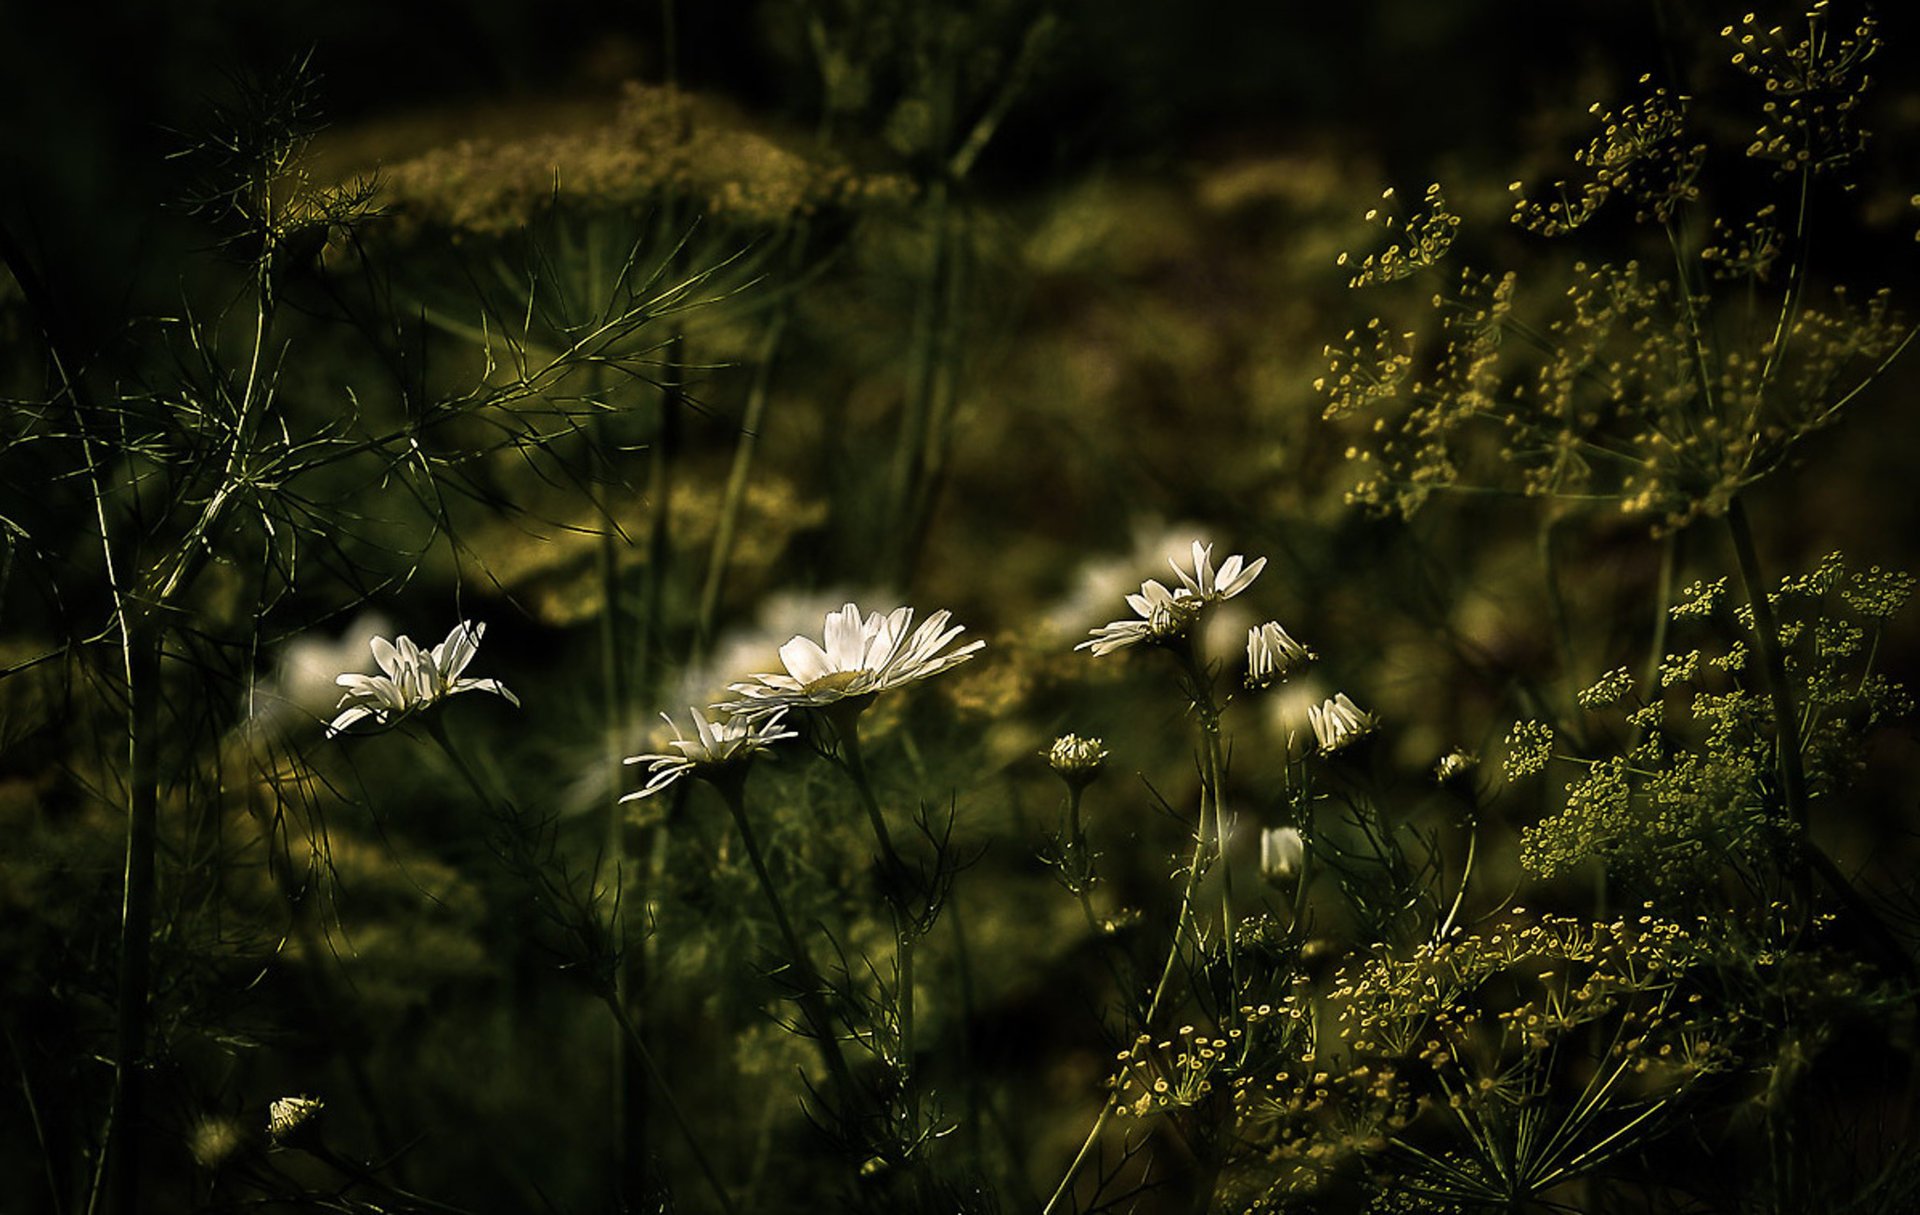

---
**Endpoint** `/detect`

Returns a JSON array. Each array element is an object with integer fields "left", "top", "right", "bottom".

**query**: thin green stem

[
  {"left": 103, "top": 617, "right": 161, "bottom": 1215},
  {"left": 422, "top": 721, "right": 737, "bottom": 1213},
  {"left": 832, "top": 725, "right": 921, "bottom": 1140},
  {"left": 1044, "top": 788, "right": 1212, "bottom": 1215},
  {"left": 602, "top": 999, "right": 741, "bottom": 1215},
  {"left": 583, "top": 215, "right": 646, "bottom": 1209},
  {"left": 1180, "top": 650, "right": 1236, "bottom": 994},
  {"left": 714, "top": 780, "right": 860, "bottom": 1107},
  {"left": 1723, "top": 496, "right": 1811, "bottom": 909},
  {"left": 695, "top": 227, "right": 807, "bottom": 658}
]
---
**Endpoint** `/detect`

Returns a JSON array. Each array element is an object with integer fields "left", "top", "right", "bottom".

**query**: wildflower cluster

[
  {"left": 1518, "top": 553, "right": 1912, "bottom": 894},
  {"left": 1336, "top": 184, "right": 1461, "bottom": 288},
  {"left": 1725, "top": 5, "right": 1880, "bottom": 175},
  {"left": 1510, "top": 78, "right": 1704, "bottom": 235},
  {"left": 1316, "top": 11, "right": 1913, "bottom": 531},
  {"left": 372, "top": 84, "right": 913, "bottom": 237}
]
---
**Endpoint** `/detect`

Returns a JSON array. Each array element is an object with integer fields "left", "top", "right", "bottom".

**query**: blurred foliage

[{"left": 2, "top": 2, "right": 1919, "bottom": 1214}]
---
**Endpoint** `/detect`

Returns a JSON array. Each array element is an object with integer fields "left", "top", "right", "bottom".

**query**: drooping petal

[
  {"left": 452, "top": 677, "right": 519, "bottom": 707},
  {"left": 325, "top": 704, "right": 379, "bottom": 738}
]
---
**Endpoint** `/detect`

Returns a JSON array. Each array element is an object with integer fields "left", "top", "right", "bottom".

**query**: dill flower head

[
  {"left": 1046, "top": 733, "right": 1109, "bottom": 788},
  {"left": 1246, "top": 621, "right": 1314, "bottom": 689},
  {"left": 1078, "top": 541, "right": 1268, "bottom": 658},
  {"left": 326, "top": 621, "right": 519, "bottom": 737},
  {"left": 1308, "top": 692, "right": 1377, "bottom": 756},
  {"left": 713, "top": 602, "right": 984, "bottom": 719},
  {"left": 622, "top": 708, "right": 797, "bottom": 801},
  {"left": 1259, "top": 825, "right": 1305, "bottom": 886},
  {"left": 266, "top": 1095, "right": 324, "bottom": 1148}
]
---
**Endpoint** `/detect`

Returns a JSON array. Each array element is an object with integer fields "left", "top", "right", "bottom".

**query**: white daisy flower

[
  {"left": 1259, "top": 826, "right": 1305, "bottom": 886},
  {"left": 1246, "top": 622, "right": 1314, "bottom": 689},
  {"left": 1077, "top": 540, "right": 1269, "bottom": 658},
  {"left": 622, "top": 708, "right": 798, "bottom": 801},
  {"left": 326, "top": 621, "right": 519, "bottom": 737},
  {"left": 1307, "top": 692, "right": 1377, "bottom": 755},
  {"left": 1169, "top": 540, "right": 1267, "bottom": 603},
  {"left": 1077, "top": 578, "right": 1201, "bottom": 656},
  {"left": 714, "top": 602, "right": 985, "bottom": 718}
]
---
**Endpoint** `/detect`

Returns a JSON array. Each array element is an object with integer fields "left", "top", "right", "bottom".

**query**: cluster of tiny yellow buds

[
  {"left": 1046, "top": 733, "right": 1109, "bottom": 787},
  {"left": 1659, "top": 649, "right": 1702, "bottom": 687},
  {"left": 1843, "top": 565, "right": 1917, "bottom": 619},
  {"left": 1110, "top": 1024, "right": 1239, "bottom": 1117},
  {"left": 1432, "top": 748, "right": 1479, "bottom": 787},
  {"left": 1336, "top": 184, "right": 1461, "bottom": 288},
  {"left": 1702, "top": 207, "right": 1782, "bottom": 281},
  {"left": 1577, "top": 667, "right": 1636, "bottom": 709},
  {"left": 1503, "top": 720, "right": 1555, "bottom": 780},
  {"left": 1316, "top": 317, "right": 1414, "bottom": 421},
  {"left": 1725, "top": 7, "right": 1879, "bottom": 176},
  {"left": 1669, "top": 577, "right": 1729, "bottom": 621}
]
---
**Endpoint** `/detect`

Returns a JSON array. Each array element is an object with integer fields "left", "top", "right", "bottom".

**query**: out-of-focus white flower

[
  {"left": 1307, "top": 692, "right": 1377, "bottom": 755},
  {"left": 1434, "top": 748, "right": 1480, "bottom": 787},
  {"left": 326, "top": 621, "right": 518, "bottom": 737},
  {"left": 714, "top": 602, "right": 984, "bottom": 718},
  {"left": 1246, "top": 622, "right": 1314, "bottom": 689},
  {"left": 1077, "top": 579, "right": 1200, "bottom": 656},
  {"left": 1259, "top": 826, "right": 1305, "bottom": 886},
  {"left": 622, "top": 708, "right": 797, "bottom": 801},
  {"left": 266, "top": 1095, "right": 325, "bottom": 1148},
  {"left": 252, "top": 613, "right": 391, "bottom": 726},
  {"left": 1045, "top": 733, "right": 1109, "bottom": 787},
  {"left": 1169, "top": 540, "right": 1267, "bottom": 604}
]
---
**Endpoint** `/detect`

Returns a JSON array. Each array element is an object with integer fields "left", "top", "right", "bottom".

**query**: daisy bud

[{"left": 1047, "top": 733, "right": 1109, "bottom": 790}]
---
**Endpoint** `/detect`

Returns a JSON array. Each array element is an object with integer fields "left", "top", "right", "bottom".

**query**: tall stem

[
  {"left": 695, "top": 227, "right": 807, "bottom": 659},
  {"left": 103, "top": 616, "right": 162, "bottom": 1215},
  {"left": 834, "top": 726, "right": 920, "bottom": 1140},
  {"left": 714, "top": 780, "right": 859, "bottom": 1107},
  {"left": 1724, "top": 497, "right": 1811, "bottom": 905},
  {"left": 423, "top": 722, "right": 735, "bottom": 1213},
  {"left": 584, "top": 216, "right": 646, "bottom": 1209},
  {"left": 1044, "top": 776, "right": 1214, "bottom": 1215}
]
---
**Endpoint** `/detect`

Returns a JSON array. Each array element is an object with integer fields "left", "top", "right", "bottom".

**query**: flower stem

[
  {"left": 833, "top": 726, "right": 923, "bottom": 1144},
  {"left": 1723, "top": 496, "right": 1811, "bottom": 907},
  {"left": 601, "top": 998, "right": 742, "bottom": 1215},
  {"left": 714, "top": 780, "right": 860, "bottom": 1108},
  {"left": 103, "top": 614, "right": 161, "bottom": 1215},
  {"left": 1044, "top": 795, "right": 1212, "bottom": 1215},
  {"left": 422, "top": 720, "right": 737, "bottom": 1213}
]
